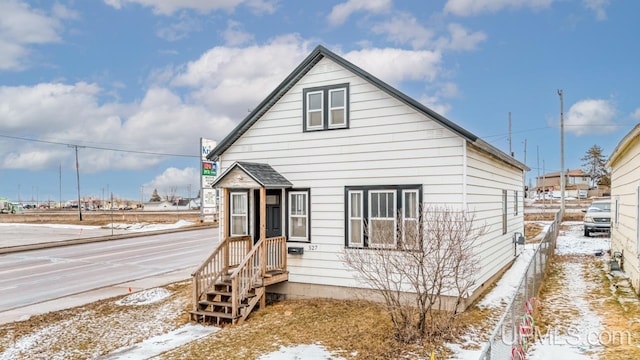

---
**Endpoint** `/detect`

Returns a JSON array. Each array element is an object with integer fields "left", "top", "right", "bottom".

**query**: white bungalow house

[
  {"left": 608, "top": 124, "right": 640, "bottom": 292},
  {"left": 190, "top": 45, "right": 529, "bottom": 324}
]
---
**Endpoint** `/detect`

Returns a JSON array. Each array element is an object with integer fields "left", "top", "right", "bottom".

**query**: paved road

[{"left": 0, "top": 228, "right": 219, "bottom": 313}]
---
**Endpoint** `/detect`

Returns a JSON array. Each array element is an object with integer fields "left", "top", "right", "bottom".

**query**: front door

[
  {"left": 254, "top": 189, "right": 282, "bottom": 243},
  {"left": 266, "top": 190, "right": 282, "bottom": 238}
]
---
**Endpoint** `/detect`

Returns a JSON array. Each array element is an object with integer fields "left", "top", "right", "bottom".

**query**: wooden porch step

[
  {"left": 190, "top": 310, "right": 240, "bottom": 320},
  {"left": 263, "top": 270, "right": 284, "bottom": 278},
  {"left": 199, "top": 300, "right": 248, "bottom": 308},
  {"left": 207, "top": 290, "right": 232, "bottom": 297}
]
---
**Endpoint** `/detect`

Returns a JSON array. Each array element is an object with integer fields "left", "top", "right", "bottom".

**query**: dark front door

[
  {"left": 265, "top": 190, "right": 281, "bottom": 238},
  {"left": 254, "top": 189, "right": 282, "bottom": 243}
]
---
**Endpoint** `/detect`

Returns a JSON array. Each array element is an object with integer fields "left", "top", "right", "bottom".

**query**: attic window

[{"left": 303, "top": 83, "right": 349, "bottom": 132}]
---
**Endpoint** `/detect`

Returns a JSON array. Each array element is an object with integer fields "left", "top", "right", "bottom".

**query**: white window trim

[
  {"left": 328, "top": 88, "right": 347, "bottom": 128},
  {"left": 288, "top": 191, "right": 309, "bottom": 241},
  {"left": 514, "top": 190, "right": 519, "bottom": 216},
  {"left": 348, "top": 190, "right": 364, "bottom": 247},
  {"left": 402, "top": 189, "right": 419, "bottom": 245},
  {"left": 230, "top": 192, "right": 248, "bottom": 237},
  {"left": 305, "top": 91, "right": 324, "bottom": 131},
  {"left": 368, "top": 190, "right": 397, "bottom": 248}
]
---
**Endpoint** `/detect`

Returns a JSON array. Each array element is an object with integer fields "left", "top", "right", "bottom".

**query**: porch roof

[{"left": 211, "top": 161, "right": 293, "bottom": 189}]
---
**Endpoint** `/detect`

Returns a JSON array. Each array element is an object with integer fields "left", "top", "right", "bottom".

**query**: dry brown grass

[
  {"left": 536, "top": 254, "right": 640, "bottom": 357},
  {"left": 163, "top": 298, "right": 452, "bottom": 360},
  {"left": 0, "top": 282, "right": 192, "bottom": 359}
]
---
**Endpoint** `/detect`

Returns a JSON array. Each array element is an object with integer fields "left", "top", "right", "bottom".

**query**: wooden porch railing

[
  {"left": 229, "top": 236, "right": 287, "bottom": 321},
  {"left": 191, "top": 235, "right": 252, "bottom": 312}
]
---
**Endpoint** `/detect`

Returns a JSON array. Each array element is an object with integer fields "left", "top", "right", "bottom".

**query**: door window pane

[{"left": 230, "top": 192, "right": 248, "bottom": 236}]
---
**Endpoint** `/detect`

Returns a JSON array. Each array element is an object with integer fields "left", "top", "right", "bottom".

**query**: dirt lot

[{"left": 0, "top": 210, "right": 207, "bottom": 226}]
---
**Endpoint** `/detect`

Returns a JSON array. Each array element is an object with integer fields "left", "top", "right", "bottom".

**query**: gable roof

[
  {"left": 207, "top": 45, "right": 528, "bottom": 172},
  {"left": 607, "top": 123, "right": 640, "bottom": 168},
  {"left": 211, "top": 161, "right": 293, "bottom": 189}
]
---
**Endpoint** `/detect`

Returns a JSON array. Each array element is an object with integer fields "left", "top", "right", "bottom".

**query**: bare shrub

[{"left": 341, "top": 205, "right": 486, "bottom": 343}]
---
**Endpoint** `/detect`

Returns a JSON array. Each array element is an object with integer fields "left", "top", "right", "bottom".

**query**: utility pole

[
  {"left": 523, "top": 139, "right": 527, "bottom": 166},
  {"left": 59, "top": 163, "right": 62, "bottom": 210},
  {"left": 558, "top": 89, "right": 565, "bottom": 215},
  {"left": 69, "top": 144, "right": 85, "bottom": 221},
  {"left": 508, "top": 112, "right": 513, "bottom": 156},
  {"left": 536, "top": 145, "right": 540, "bottom": 189}
]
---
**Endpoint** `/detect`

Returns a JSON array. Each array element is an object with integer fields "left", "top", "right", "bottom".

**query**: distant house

[
  {"left": 608, "top": 124, "right": 640, "bottom": 292},
  {"left": 142, "top": 201, "right": 173, "bottom": 211},
  {"left": 191, "top": 45, "right": 529, "bottom": 324}
]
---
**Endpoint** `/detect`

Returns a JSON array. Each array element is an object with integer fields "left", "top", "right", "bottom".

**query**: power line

[{"left": 0, "top": 133, "right": 199, "bottom": 158}]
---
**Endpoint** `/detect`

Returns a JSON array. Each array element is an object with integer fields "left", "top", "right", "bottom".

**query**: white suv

[{"left": 583, "top": 200, "right": 611, "bottom": 237}]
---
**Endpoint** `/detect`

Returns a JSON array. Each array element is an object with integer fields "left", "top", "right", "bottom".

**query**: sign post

[{"left": 200, "top": 138, "right": 218, "bottom": 222}]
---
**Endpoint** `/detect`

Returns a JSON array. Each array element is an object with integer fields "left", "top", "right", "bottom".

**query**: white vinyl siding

[
  {"left": 289, "top": 191, "right": 309, "bottom": 241},
  {"left": 219, "top": 56, "right": 524, "bottom": 294},
  {"left": 347, "top": 191, "right": 363, "bottom": 246},
  {"left": 230, "top": 192, "right": 248, "bottom": 236},
  {"left": 368, "top": 190, "right": 397, "bottom": 248}
]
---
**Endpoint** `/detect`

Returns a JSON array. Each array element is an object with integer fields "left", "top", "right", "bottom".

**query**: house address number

[{"left": 307, "top": 245, "right": 318, "bottom": 251}]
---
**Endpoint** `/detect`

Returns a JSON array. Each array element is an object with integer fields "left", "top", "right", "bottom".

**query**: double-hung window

[
  {"left": 230, "top": 191, "right": 248, "bottom": 236},
  {"left": 288, "top": 190, "right": 310, "bottom": 241},
  {"left": 502, "top": 190, "right": 508, "bottom": 235},
  {"left": 303, "top": 83, "right": 349, "bottom": 131},
  {"left": 402, "top": 189, "right": 420, "bottom": 247},
  {"left": 348, "top": 191, "right": 364, "bottom": 247},
  {"left": 345, "top": 185, "right": 422, "bottom": 248},
  {"left": 369, "top": 190, "right": 396, "bottom": 248},
  {"left": 306, "top": 91, "right": 323, "bottom": 130}
]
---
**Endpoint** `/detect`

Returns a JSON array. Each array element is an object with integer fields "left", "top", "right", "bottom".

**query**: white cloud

[
  {"left": 437, "top": 23, "right": 487, "bottom": 51},
  {"left": 0, "top": 82, "right": 234, "bottom": 173},
  {"left": 371, "top": 12, "right": 435, "bottom": 49},
  {"left": 156, "top": 16, "right": 202, "bottom": 41},
  {"left": 143, "top": 167, "right": 199, "bottom": 198},
  {"left": 419, "top": 94, "right": 451, "bottom": 116},
  {"left": 343, "top": 48, "right": 442, "bottom": 85},
  {"left": 565, "top": 99, "right": 619, "bottom": 136},
  {"left": 222, "top": 20, "right": 254, "bottom": 46},
  {"left": 327, "top": 0, "right": 392, "bottom": 26},
  {"left": 0, "top": 0, "right": 69, "bottom": 70},
  {"left": 631, "top": 108, "right": 640, "bottom": 120},
  {"left": 583, "top": 0, "right": 610, "bottom": 21},
  {"left": 171, "top": 35, "right": 314, "bottom": 117},
  {"left": 444, "top": 0, "right": 554, "bottom": 16},
  {"left": 103, "top": 0, "right": 277, "bottom": 16}
]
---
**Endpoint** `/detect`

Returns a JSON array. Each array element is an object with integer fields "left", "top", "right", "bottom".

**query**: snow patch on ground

[
  {"left": 115, "top": 288, "right": 171, "bottom": 306},
  {"left": 555, "top": 221, "right": 610, "bottom": 256},
  {"left": 102, "top": 324, "right": 219, "bottom": 359},
  {"left": 478, "top": 244, "right": 536, "bottom": 309},
  {"left": 258, "top": 344, "right": 346, "bottom": 360},
  {"left": 106, "top": 220, "right": 193, "bottom": 232}
]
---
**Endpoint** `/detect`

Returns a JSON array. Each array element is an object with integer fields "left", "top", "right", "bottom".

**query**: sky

[{"left": 0, "top": 0, "right": 637, "bottom": 204}]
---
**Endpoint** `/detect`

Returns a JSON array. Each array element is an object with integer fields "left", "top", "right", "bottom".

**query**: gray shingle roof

[{"left": 211, "top": 161, "right": 292, "bottom": 188}]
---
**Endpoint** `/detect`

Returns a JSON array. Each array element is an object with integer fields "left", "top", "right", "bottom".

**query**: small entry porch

[{"left": 190, "top": 162, "right": 292, "bottom": 325}]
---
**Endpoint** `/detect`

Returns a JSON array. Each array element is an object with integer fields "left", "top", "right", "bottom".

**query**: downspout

[{"left": 462, "top": 140, "right": 468, "bottom": 210}]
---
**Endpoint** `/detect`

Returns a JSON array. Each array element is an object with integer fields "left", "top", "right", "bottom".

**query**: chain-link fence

[{"left": 477, "top": 210, "right": 561, "bottom": 360}]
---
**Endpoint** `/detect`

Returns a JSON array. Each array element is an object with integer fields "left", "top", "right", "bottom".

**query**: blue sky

[{"left": 0, "top": 0, "right": 636, "bottom": 203}]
